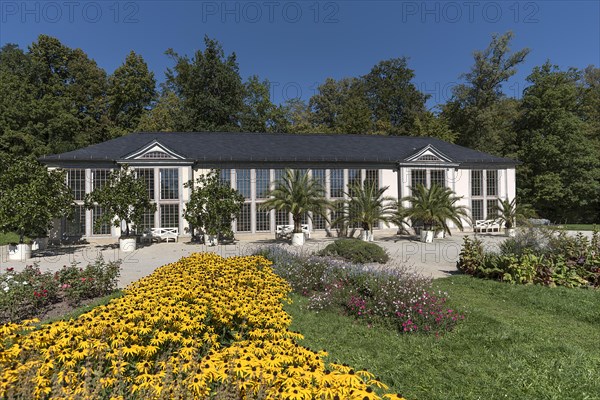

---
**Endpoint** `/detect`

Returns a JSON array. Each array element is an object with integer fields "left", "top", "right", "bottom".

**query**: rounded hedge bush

[{"left": 318, "top": 239, "right": 389, "bottom": 264}]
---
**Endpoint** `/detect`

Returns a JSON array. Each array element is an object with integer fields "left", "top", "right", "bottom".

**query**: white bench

[
  {"left": 275, "top": 224, "right": 310, "bottom": 240},
  {"left": 474, "top": 219, "right": 502, "bottom": 233},
  {"left": 144, "top": 227, "right": 179, "bottom": 243}
]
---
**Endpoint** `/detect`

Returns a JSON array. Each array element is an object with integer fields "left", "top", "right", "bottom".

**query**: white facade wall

[{"left": 56, "top": 164, "right": 517, "bottom": 239}]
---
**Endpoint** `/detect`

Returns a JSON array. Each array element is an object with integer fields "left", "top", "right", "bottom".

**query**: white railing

[
  {"left": 147, "top": 227, "right": 179, "bottom": 243},
  {"left": 474, "top": 219, "right": 503, "bottom": 233}
]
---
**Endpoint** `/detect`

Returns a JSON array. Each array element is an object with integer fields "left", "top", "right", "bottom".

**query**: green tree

[
  {"left": 516, "top": 62, "right": 600, "bottom": 223},
  {"left": 0, "top": 155, "right": 74, "bottom": 243},
  {"left": 165, "top": 36, "right": 244, "bottom": 131},
  {"left": 362, "top": 58, "right": 429, "bottom": 135},
  {"left": 29, "top": 35, "right": 109, "bottom": 152},
  {"left": 580, "top": 65, "right": 600, "bottom": 143},
  {"left": 0, "top": 44, "right": 42, "bottom": 156},
  {"left": 183, "top": 170, "right": 244, "bottom": 240},
  {"left": 334, "top": 181, "right": 397, "bottom": 241},
  {"left": 108, "top": 51, "right": 156, "bottom": 134},
  {"left": 404, "top": 184, "right": 470, "bottom": 235},
  {"left": 442, "top": 31, "right": 529, "bottom": 155},
  {"left": 412, "top": 111, "right": 458, "bottom": 143},
  {"left": 137, "top": 89, "right": 182, "bottom": 132},
  {"left": 309, "top": 78, "right": 371, "bottom": 134},
  {"left": 0, "top": 36, "right": 111, "bottom": 156},
  {"left": 240, "top": 75, "right": 280, "bottom": 132},
  {"left": 84, "top": 165, "right": 156, "bottom": 237},
  {"left": 261, "top": 169, "right": 330, "bottom": 234},
  {"left": 280, "top": 99, "right": 314, "bottom": 133}
]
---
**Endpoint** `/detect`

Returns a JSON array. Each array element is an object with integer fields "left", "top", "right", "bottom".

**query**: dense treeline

[{"left": 0, "top": 33, "right": 598, "bottom": 223}]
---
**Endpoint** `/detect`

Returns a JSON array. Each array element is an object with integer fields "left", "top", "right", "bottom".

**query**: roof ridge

[{"left": 134, "top": 131, "right": 427, "bottom": 140}]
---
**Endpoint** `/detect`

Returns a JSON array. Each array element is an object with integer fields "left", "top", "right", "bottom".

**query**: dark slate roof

[{"left": 40, "top": 132, "right": 518, "bottom": 167}]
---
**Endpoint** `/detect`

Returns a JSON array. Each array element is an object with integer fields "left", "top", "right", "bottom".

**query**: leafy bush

[
  {"left": 0, "top": 256, "right": 121, "bottom": 323},
  {"left": 55, "top": 256, "right": 121, "bottom": 306},
  {"left": 457, "top": 230, "right": 600, "bottom": 287},
  {"left": 499, "top": 227, "right": 554, "bottom": 256},
  {"left": 259, "top": 246, "right": 463, "bottom": 334},
  {"left": 255, "top": 246, "right": 330, "bottom": 295},
  {"left": 0, "top": 265, "right": 59, "bottom": 322},
  {"left": 318, "top": 239, "right": 390, "bottom": 264}
]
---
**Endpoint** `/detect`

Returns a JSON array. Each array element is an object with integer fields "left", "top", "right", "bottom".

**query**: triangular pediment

[
  {"left": 405, "top": 145, "right": 453, "bottom": 164},
  {"left": 122, "top": 140, "right": 186, "bottom": 160}
]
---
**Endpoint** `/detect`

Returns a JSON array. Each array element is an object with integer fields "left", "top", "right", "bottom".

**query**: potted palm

[
  {"left": 391, "top": 201, "right": 412, "bottom": 236},
  {"left": 492, "top": 198, "right": 533, "bottom": 237},
  {"left": 84, "top": 165, "right": 156, "bottom": 252},
  {"left": 262, "top": 169, "right": 330, "bottom": 246},
  {"left": 494, "top": 198, "right": 516, "bottom": 237},
  {"left": 404, "top": 184, "right": 470, "bottom": 243},
  {"left": 0, "top": 155, "right": 74, "bottom": 260},
  {"left": 183, "top": 170, "right": 244, "bottom": 246},
  {"left": 333, "top": 182, "right": 396, "bottom": 242}
]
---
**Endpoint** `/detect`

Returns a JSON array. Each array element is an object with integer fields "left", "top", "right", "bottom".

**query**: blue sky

[{"left": 1, "top": 0, "right": 599, "bottom": 107}]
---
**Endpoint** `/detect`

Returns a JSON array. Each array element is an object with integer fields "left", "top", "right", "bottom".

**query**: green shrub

[
  {"left": 456, "top": 236, "right": 485, "bottom": 275},
  {"left": 0, "top": 265, "right": 59, "bottom": 322},
  {"left": 318, "top": 239, "right": 389, "bottom": 264},
  {"left": 457, "top": 230, "right": 600, "bottom": 288},
  {"left": 254, "top": 247, "right": 330, "bottom": 295},
  {"left": 56, "top": 256, "right": 121, "bottom": 306},
  {"left": 0, "top": 256, "right": 121, "bottom": 323}
]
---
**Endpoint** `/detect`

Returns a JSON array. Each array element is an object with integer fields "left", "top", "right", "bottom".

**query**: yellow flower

[{"left": 0, "top": 253, "right": 401, "bottom": 399}]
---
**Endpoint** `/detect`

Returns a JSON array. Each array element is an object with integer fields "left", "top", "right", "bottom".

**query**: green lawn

[
  {"left": 558, "top": 224, "right": 598, "bottom": 231},
  {"left": 284, "top": 275, "right": 600, "bottom": 400}
]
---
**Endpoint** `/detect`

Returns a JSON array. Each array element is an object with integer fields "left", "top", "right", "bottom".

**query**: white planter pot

[
  {"left": 204, "top": 234, "right": 218, "bottom": 246},
  {"left": 420, "top": 230, "right": 434, "bottom": 243},
  {"left": 359, "top": 230, "right": 373, "bottom": 242},
  {"left": 8, "top": 244, "right": 32, "bottom": 261},
  {"left": 505, "top": 228, "right": 516, "bottom": 237},
  {"left": 291, "top": 232, "right": 305, "bottom": 246},
  {"left": 119, "top": 237, "right": 137, "bottom": 252},
  {"left": 31, "top": 237, "right": 48, "bottom": 251},
  {"left": 435, "top": 230, "right": 445, "bottom": 239}
]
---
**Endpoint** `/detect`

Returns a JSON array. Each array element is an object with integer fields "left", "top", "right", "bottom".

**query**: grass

[
  {"left": 284, "top": 275, "right": 600, "bottom": 400},
  {"left": 557, "top": 224, "right": 598, "bottom": 231},
  {"left": 0, "top": 232, "right": 25, "bottom": 246}
]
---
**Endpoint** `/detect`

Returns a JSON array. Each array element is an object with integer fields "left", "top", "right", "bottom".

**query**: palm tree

[
  {"left": 492, "top": 198, "right": 534, "bottom": 232},
  {"left": 404, "top": 184, "right": 470, "bottom": 236},
  {"left": 261, "top": 169, "right": 331, "bottom": 237},
  {"left": 493, "top": 198, "right": 517, "bottom": 229},
  {"left": 391, "top": 200, "right": 412, "bottom": 235},
  {"left": 334, "top": 182, "right": 397, "bottom": 241}
]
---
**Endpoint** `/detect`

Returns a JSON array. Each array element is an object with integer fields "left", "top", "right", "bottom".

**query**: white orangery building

[{"left": 40, "top": 132, "right": 518, "bottom": 241}]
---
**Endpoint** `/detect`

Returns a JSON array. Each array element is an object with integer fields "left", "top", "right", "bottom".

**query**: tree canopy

[
  {"left": 84, "top": 165, "right": 156, "bottom": 238},
  {"left": 0, "top": 155, "right": 74, "bottom": 243},
  {"left": 183, "top": 170, "right": 244, "bottom": 238},
  {"left": 0, "top": 33, "right": 598, "bottom": 223}
]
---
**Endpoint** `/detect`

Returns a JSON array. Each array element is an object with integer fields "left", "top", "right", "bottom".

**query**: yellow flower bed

[{"left": 0, "top": 253, "right": 405, "bottom": 399}]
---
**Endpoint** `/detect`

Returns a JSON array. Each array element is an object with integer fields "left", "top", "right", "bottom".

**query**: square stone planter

[{"left": 8, "top": 243, "right": 32, "bottom": 261}]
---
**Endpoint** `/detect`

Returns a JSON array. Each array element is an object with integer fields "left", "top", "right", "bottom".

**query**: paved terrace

[{"left": 1, "top": 230, "right": 591, "bottom": 288}]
